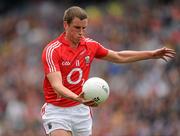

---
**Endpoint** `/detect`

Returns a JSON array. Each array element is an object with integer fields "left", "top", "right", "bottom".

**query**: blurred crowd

[{"left": 0, "top": 0, "right": 179, "bottom": 136}]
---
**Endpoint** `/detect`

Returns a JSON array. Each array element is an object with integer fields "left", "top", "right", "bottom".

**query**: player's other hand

[
  {"left": 76, "top": 92, "right": 98, "bottom": 107},
  {"left": 152, "top": 47, "right": 176, "bottom": 62}
]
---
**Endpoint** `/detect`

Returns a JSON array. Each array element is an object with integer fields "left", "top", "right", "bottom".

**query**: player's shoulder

[
  {"left": 84, "top": 38, "right": 101, "bottom": 46},
  {"left": 46, "top": 38, "right": 62, "bottom": 47},
  {"left": 44, "top": 38, "right": 62, "bottom": 50},
  {"left": 42, "top": 38, "right": 62, "bottom": 55}
]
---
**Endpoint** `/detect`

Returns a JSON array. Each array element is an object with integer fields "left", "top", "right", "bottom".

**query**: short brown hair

[{"left": 63, "top": 6, "right": 88, "bottom": 24}]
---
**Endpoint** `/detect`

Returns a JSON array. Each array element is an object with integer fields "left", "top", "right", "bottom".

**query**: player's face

[{"left": 65, "top": 17, "right": 88, "bottom": 44}]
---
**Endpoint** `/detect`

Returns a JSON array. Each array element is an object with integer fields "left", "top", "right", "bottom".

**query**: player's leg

[
  {"left": 73, "top": 131, "right": 92, "bottom": 136},
  {"left": 49, "top": 129, "right": 72, "bottom": 136},
  {"left": 41, "top": 103, "right": 73, "bottom": 136},
  {"left": 71, "top": 104, "right": 93, "bottom": 136}
]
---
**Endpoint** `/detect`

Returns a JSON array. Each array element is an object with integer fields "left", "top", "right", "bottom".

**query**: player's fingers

[
  {"left": 162, "top": 47, "right": 166, "bottom": 50},
  {"left": 88, "top": 102, "right": 98, "bottom": 107},
  {"left": 161, "top": 56, "right": 168, "bottom": 62},
  {"left": 86, "top": 103, "right": 98, "bottom": 107},
  {"left": 165, "top": 50, "right": 176, "bottom": 55},
  {"left": 164, "top": 54, "right": 175, "bottom": 58},
  {"left": 165, "top": 48, "right": 176, "bottom": 51},
  {"left": 162, "top": 47, "right": 176, "bottom": 54},
  {"left": 83, "top": 100, "right": 98, "bottom": 107},
  {"left": 83, "top": 100, "right": 94, "bottom": 104}
]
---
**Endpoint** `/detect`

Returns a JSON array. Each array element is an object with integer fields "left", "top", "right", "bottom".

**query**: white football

[{"left": 82, "top": 77, "right": 110, "bottom": 104}]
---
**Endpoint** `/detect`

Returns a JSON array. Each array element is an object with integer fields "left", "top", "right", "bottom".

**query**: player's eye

[
  {"left": 74, "top": 26, "right": 86, "bottom": 30},
  {"left": 75, "top": 26, "right": 81, "bottom": 29}
]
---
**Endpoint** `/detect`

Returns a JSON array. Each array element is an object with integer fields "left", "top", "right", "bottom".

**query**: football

[{"left": 82, "top": 77, "right": 110, "bottom": 105}]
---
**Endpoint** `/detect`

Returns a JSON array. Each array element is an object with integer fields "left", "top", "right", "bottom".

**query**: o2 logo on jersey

[{"left": 67, "top": 68, "right": 83, "bottom": 84}]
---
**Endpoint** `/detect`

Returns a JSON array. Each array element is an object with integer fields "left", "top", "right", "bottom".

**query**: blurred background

[{"left": 0, "top": 0, "right": 179, "bottom": 136}]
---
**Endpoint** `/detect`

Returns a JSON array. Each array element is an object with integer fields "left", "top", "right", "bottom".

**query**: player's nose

[{"left": 79, "top": 28, "right": 84, "bottom": 36}]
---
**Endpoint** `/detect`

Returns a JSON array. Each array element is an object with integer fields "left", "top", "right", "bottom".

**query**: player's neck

[
  {"left": 69, "top": 40, "right": 79, "bottom": 48},
  {"left": 65, "top": 35, "right": 79, "bottom": 48},
  {"left": 72, "top": 43, "right": 79, "bottom": 48}
]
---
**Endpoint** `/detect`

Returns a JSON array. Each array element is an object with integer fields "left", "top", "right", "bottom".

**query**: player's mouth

[{"left": 77, "top": 36, "right": 82, "bottom": 40}]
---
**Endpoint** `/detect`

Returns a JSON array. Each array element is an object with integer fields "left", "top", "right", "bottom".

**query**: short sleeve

[
  {"left": 42, "top": 42, "right": 61, "bottom": 74},
  {"left": 95, "top": 43, "right": 108, "bottom": 58}
]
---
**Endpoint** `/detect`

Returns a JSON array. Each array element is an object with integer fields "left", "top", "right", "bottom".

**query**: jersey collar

[{"left": 58, "top": 32, "right": 86, "bottom": 46}]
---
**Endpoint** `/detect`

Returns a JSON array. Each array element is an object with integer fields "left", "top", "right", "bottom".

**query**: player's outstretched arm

[{"left": 102, "top": 47, "right": 176, "bottom": 63}]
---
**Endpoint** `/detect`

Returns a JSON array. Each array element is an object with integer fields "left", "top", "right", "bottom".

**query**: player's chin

[
  {"left": 74, "top": 38, "right": 80, "bottom": 44},
  {"left": 77, "top": 37, "right": 81, "bottom": 41},
  {"left": 77, "top": 36, "right": 83, "bottom": 40}
]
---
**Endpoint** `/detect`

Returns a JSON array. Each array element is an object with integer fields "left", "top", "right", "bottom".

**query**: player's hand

[
  {"left": 152, "top": 47, "right": 176, "bottom": 62},
  {"left": 76, "top": 92, "right": 98, "bottom": 107}
]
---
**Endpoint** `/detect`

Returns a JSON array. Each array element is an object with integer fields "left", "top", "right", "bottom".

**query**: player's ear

[{"left": 63, "top": 21, "right": 69, "bottom": 30}]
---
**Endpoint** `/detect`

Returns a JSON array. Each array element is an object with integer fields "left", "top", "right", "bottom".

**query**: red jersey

[{"left": 42, "top": 32, "right": 108, "bottom": 107}]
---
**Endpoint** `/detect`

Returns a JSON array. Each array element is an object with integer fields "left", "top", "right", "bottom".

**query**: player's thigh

[
  {"left": 73, "top": 131, "right": 92, "bottom": 136},
  {"left": 49, "top": 129, "right": 72, "bottom": 136},
  {"left": 72, "top": 105, "right": 92, "bottom": 136},
  {"left": 41, "top": 103, "right": 73, "bottom": 135}
]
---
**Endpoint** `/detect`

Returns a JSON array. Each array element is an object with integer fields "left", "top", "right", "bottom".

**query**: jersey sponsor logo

[
  {"left": 62, "top": 61, "right": 71, "bottom": 66},
  {"left": 67, "top": 68, "right": 83, "bottom": 84}
]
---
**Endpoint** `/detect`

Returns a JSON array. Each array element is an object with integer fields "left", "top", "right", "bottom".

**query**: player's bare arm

[
  {"left": 47, "top": 72, "right": 79, "bottom": 100},
  {"left": 102, "top": 47, "right": 176, "bottom": 63},
  {"left": 47, "top": 72, "right": 98, "bottom": 107}
]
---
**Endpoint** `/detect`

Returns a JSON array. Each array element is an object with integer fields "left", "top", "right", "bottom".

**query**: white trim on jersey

[
  {"left": 46, "top": 41, "right": 61, "bottom": 72},
  {"left": 85, "top": 38, "right": 101, "bottom": 45}
]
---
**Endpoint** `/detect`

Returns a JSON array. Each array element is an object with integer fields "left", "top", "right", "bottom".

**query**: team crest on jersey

[{"left": 85, "top": 56, "right": 90, "bottom": 64}]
